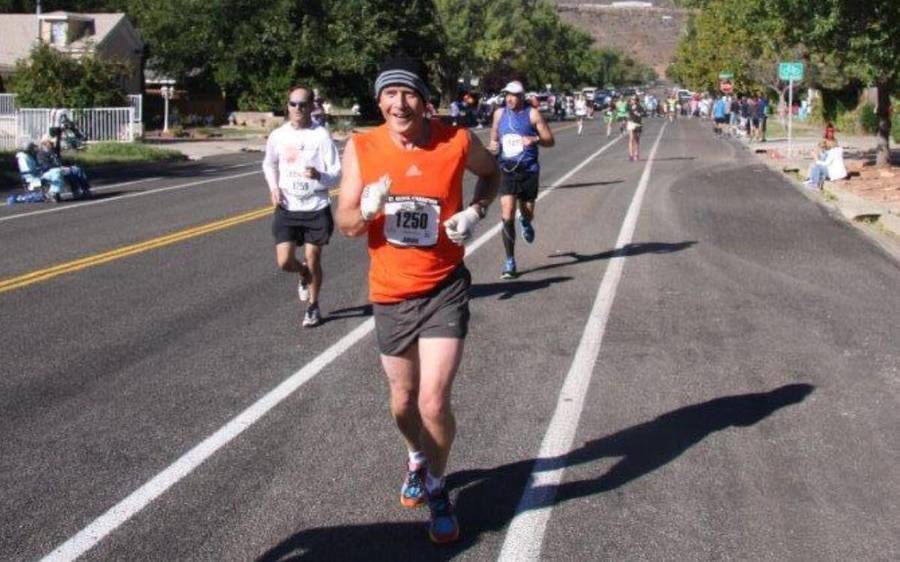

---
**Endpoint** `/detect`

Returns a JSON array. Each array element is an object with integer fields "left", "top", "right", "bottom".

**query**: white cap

[{"left": 502, "top": 80, "right": 524, "bottom": 95}]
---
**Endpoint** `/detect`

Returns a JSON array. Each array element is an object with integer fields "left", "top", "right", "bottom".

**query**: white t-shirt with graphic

[{"left": 262, "top": 123, "right": 341, "bottom": 212}]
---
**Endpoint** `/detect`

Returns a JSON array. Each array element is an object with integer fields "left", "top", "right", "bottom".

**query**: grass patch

[
  {"left": 2, "top": 143, "right": 186, "bottom": 189},
  {"left": 822, "top": 189, "right": 838, "bottom": 202},
  {"left": 65, "top": 142, "right": 187, "bottom": 166},
  {"left": 765, "top": 119, "right": 819, "bottom": 139}
]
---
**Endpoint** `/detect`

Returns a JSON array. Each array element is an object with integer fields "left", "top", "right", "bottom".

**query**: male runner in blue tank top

[{"left": 488, "top": 80, "right": 555, "bottom": 279}]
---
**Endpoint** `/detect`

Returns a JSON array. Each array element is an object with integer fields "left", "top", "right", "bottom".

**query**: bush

[
  {"left": 12, "top": 43, "right": 128, "bottom": 108},
  {"left": 859, "top": 102, "right": 878, "bottom": 134},
  {"left": 833, "top": 105, "right": 859, "bottom": 135}
]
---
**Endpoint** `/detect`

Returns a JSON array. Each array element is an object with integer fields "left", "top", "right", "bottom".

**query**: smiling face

[{"left": 378, "top": 85, "right": 425, "bottom": 138}]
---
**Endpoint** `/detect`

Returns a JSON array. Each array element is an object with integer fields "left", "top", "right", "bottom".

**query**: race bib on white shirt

[
  {"left": 501, "top": 133, "right": 524, "bottom": 158},
  {"left": 279, "top": 148, "right": 323, "bottom": 200},
  {"left": 383, "top": 195, "right": 441, "bottom": 247},
  {"left": 283, "top": 169, "right": 319, "bottom": 198}
]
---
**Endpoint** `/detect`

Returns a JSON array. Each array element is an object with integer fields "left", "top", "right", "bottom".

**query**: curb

[{"left": 741, "top": 139, "right": 899, "bottom": 239}]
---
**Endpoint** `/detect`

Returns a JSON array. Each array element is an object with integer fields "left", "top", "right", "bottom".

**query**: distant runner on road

[
  {"left": 488, "top": 80, "right": 555, "bottom": 279},
  {"left": 335, "top": 55, "right": 499, "bottom": 544},
  {"left": 615, "top": 96, "right": 630, "bottom": 135},
  {"left": 626, "top": 95, "right": 646, "bottom": 162},
  {"left": 263, "top": 85, "right": 341, "bottom": 328}
]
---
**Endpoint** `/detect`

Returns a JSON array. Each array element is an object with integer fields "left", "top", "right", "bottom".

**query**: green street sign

[
  {"left": 718, "top": 71, "right": 734, "bottom": 80},
  {"left": 778, "top": 62, "right": 805, "bottom": 81}
]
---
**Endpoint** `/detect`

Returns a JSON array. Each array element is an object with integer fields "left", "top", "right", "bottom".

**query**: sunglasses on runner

[{"left": 288, "top": 100, "right": 311, "bottom": 109}]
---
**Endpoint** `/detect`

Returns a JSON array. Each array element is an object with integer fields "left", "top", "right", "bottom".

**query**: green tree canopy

[
  {"left": 11, "top": 42, "right": 128, "bottom": 107},
  {"left": 764, "top": 0, "right": 899, "bottom": 165}
]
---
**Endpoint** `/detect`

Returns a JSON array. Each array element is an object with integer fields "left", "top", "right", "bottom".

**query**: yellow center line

[
  {"left": 0, "top": 206, "right": 270, "bottom": 294},
  {"left": 1, "top": 187, "right": 345, "bottom": 294}
]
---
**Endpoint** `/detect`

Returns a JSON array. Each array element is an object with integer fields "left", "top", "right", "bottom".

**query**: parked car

[{"left": 675, "top": 88, "right": 694, "bottom": 102}]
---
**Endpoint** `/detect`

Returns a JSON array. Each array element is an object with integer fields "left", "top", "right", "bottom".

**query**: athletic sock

[
  {"left": 408, "top": 450, "right": 427, "bottom": 469},
  {"left": 425, "top": 471, "right": 445, "bottom": 495},
  {"left": 502, "top": 219, "right": 516, "bottom": 258}
]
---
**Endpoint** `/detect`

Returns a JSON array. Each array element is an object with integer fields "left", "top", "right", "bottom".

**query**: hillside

[{"left": 554, "top": 1, "right": 692, "bottom": 79}]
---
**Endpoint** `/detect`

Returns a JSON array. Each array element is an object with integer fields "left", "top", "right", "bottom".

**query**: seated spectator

[
  {"left": 37, "top": 136, "right": 92, "bottom": 199},
  {"left": 15, "top": 140, "right": 66, "bottom": 201},
  {"left": 806, "top": 139, "right": 847, "bottom": 190}
]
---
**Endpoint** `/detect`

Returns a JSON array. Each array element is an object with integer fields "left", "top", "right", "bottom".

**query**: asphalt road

[{"left": 1, "top": 118, "right": 898, "bottom": 561}]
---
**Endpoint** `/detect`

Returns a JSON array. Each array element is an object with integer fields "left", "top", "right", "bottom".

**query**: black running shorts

[
  {"left": 499, "top": 169, "right": 539, "bottom": 202},
  {"left": 373, "top": 265, "right": 471, "bottom": 356},
  {"left": 272, "top": 206, "right": 334, "bottom": 246}
]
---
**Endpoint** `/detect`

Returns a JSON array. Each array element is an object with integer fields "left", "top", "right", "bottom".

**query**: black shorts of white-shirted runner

[
  {"left": 499, "top": 169, "right": 539, "bottom": 202},
  {"left": 271, "top": 206, "right": 334, "bottom": 246},
  {"left": 373, "top": 265, "right": 471, "bottom": 356}
]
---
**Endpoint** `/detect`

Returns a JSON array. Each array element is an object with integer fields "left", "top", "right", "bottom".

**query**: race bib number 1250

[{"left": 383, "top": 195, "right": 441, "bottom": 247}]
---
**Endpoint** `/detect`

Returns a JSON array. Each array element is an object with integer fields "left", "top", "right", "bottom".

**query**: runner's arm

[
  {"left": 488, "top": 107, "right": 503, "bottom": 153},
  {"left": 465, "top": 132, "right": 500, "bottom": 216},
  {"left": 314, "top": 134, "right": 342, "bottom": 189},
  {"left": 335, "top": 138, "right": 368, "bottom": 237},
  {"left": 531, "top": 108, "right": 555, "bottom": 148},
  {"left": 262, "top": 133, "right": 279, "bottom": 192}
]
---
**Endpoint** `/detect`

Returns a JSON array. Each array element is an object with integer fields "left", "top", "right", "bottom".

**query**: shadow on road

[
  {"left": 519, "top": 240, "right": 697, "bottom": 277},
  {"left": 322, "top": 303, "right": 373, "bottom": 324},
  {"left": 552, "top": 179, "right": 624, "bottom": 190},
  {"left": 324, "top": 241, "right": 695, "bottom": 313},
  {"left": 257, "top": 384, "right": 813, "bottom": 561},
  {"left": 469, "top": 276, "right": 573, "bottom": 301}
]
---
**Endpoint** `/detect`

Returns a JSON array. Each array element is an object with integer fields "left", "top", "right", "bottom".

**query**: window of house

[{"left": 51, "top": 22, "right": 67, "bottom": 45}]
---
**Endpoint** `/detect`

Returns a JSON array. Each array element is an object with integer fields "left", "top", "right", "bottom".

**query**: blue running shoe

[
  {"left": 519, "top": 214, "right": 535, "bottom": 244},
  {"left": 400, "top": 463, "right": 426, "bottom": 508},
  {"left": 501, "top": 257, "right": 517, "bottom": 280},
  {"left": 427, "top": 488, "right": 459, "bottom": 544}
]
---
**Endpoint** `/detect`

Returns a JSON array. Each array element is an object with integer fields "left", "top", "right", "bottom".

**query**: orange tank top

[{"left": 354, "top": 121, "right": 470, "bottom": 303}]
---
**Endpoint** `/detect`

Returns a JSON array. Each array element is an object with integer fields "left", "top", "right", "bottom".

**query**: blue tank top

[{"left": 498, "top": 107, "right": 539, "bottom": 173}]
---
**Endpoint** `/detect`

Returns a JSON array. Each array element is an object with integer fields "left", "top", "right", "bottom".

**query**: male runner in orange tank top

[{"left": 336, "top": 55, "right": 499, "bottom": 544}]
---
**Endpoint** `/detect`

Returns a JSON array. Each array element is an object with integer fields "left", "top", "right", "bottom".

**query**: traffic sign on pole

[{"left": 778, "top": 62, "right": 804, "bottom": 81}]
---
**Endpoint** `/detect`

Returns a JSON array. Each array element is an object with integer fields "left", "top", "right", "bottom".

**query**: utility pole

[{"left": 35, "top": 0, "right": 42, "bottom": 42}]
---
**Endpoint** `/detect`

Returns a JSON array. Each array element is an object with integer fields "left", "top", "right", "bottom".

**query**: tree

[
  {"left": 11, "top": 42, "right": 127, "bottom": 107},
  {"left": 765, "top": 0, "right": 899, "bottom": 166}
]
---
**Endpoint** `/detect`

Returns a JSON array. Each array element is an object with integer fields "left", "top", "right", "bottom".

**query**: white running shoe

[{"left": 302, "top": 306, "right": 321, "bottom": 328}]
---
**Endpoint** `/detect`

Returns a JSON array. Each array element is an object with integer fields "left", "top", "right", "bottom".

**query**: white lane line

[
  {"left": 92, "top": 177, "right": 164, "bottom": 192},
  {"left": 497, "top": 124, "right": 667, "bottom": 562},
  {"left": 39, "top": 135, "right": 622, "bottom": 562},
  {"left": 0, "top": 171, "right": 261, "bottom": 224},
  {"left": 468, "top": 134, "right": 624, "bottom": 249}
]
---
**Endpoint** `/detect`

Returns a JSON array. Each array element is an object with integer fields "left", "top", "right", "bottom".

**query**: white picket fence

[
  {"left": 1, "top": 107, "right": 135, "bottom": 151},
  {"left": 0, "top": 94, "right": 15, "bottom": 115},
  {"left": 128, "top": 94, "right": 142, "bottom": 122}
]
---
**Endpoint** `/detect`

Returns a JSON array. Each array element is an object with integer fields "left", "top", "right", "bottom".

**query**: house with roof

[{"left": 0, "top": 11, "right": 143, "bottom": 94}]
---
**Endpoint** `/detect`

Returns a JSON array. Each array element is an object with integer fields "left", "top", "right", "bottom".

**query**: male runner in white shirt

[{"left": 263, "top": 86, "right": 341, "bottom": 327}]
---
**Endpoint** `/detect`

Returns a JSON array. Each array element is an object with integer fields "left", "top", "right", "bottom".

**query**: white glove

[
  {"left": 443, "top": 206, "right": 482, "bottom": 245},
  {"left": 360, "top": 175, "right": 391, "bottom": 221}
]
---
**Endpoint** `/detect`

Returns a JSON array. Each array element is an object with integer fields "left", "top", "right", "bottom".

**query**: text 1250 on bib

[{"left": 384, "top": 195, "right": 441, "bottom": 247}]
